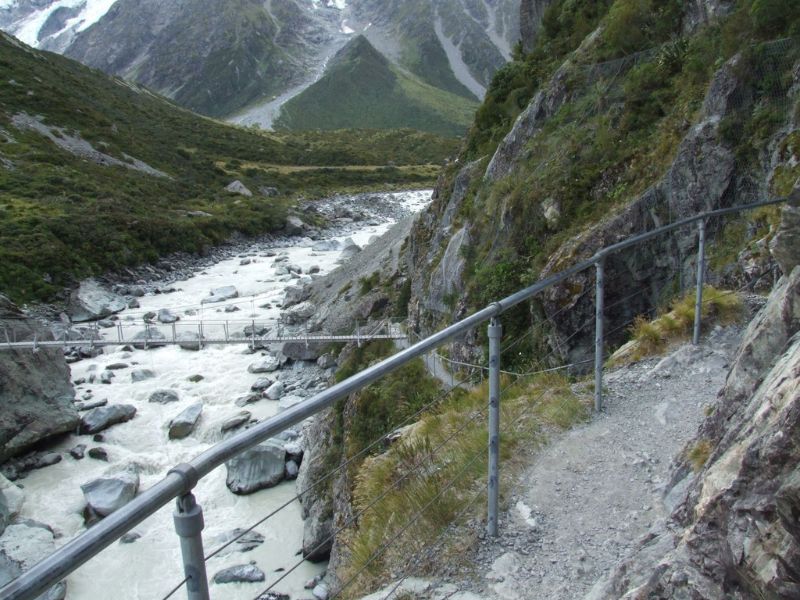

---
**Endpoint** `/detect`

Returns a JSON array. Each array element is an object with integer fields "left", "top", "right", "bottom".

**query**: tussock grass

[
  {"left": 612, "top": 286, "right": 745, "bottom": 364},
  {"left": 339, "top": 372, "right": 590, "bottom": 597},
  {"left": 687, "top": 439, "right": 713, "bottom": 472}
]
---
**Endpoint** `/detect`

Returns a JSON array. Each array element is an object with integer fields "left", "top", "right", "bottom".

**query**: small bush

[{"left": 688, "top": 439, "right": 713, "bottom": 471}]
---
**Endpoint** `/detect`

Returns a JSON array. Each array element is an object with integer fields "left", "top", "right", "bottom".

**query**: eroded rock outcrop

[{"left": 0, "top": 296, "right": 77, "bottom": 464}]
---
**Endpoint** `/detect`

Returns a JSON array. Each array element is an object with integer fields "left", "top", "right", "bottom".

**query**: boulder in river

[
  {"left": 211, "top": 528, "right": 265, "bottom": 555},
  {"left": 303, "top": 496, "right": 334, "bottom": 562},
  {"left": 213, "top": 562, "right": 265, "bottom": 584},
  {"left": 157, "top": 309, "right": 179, "bottom": 324},
  {"left": 168, "top": 404, "right": 203, "bottom": 440},
  {"left": 221, "top": 411, "right": 251, "bottom": 433},
  {"left": 130, "top": 329, "right": 167, "bottom": 349},
  {"left": 283, "top": 284, "right": 310, "bottom": 307},
  {"left": 282, "top": 341, "right": 326, "bottom": 361},
  {"left": 176, "top": 331, "right": 201, "bottom": 351},
  {"left": 130, "top": 369, "right": 156, "bottom": 383},
  {"left": 201, "top": 285, "right": 239, "bottom": 305},
  {"left": 149, "top": 390, "right": 179, "bottom": 404},
  {"left": 225, "top": 440, "right": 286, "bottom": 494},
  {"left": 68, "top": 279, "right": 127, "bottom": 323},
  {"left": 79, "top": 404, "right": 136, "bottom": 434},
  {"left": 278, "top": 395, "right": 305, "bottom": 411},
  {"left": 81, "top": 471, "right": 139, "bottom": 517},
  {"left": 265, "top": 381, "right": 285, "bottom": 401},
  {"left": 251, "top": 377, "right": 274, "bottom": 392}
]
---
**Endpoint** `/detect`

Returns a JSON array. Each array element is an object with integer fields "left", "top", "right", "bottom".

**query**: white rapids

[{"left": 15, "top": 189, "right": 431, "bottom": 599}]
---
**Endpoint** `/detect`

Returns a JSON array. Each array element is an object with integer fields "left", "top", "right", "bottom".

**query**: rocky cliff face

[
  {"left": 0, "top": 296, "right": 77, "bottom": 464},
  {"left": 519, "top": 0, "right": 553, "bottom": 53},
  {"left": 586, "top": 196, "right": 800, "bottom": 599},
  {"left": 405, "top": 1, "right": 800, "bottom": 366}
]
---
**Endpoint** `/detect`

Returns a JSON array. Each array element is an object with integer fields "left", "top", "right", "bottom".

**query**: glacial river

[{"left": 17, "top": 190, "right": 431, "bottom": 599}]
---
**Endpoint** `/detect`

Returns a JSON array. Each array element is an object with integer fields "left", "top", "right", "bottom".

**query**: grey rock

[
  {"left": 0, "top": 522, "right": 66, "bottom": 599},
  {"left": 282, "top": 340, "right": 326, "bottom": 361},
  {"left": 259, "top": 186, "right": 279, "bottom": 197},
  {"left": 236, "top": 393, "right": 262, "bottom": 407},
  {"left": 130, "top": 369, "right": 156, "bottom": 382},
  {"left": 99, "top": 370, "right": 115, "bottom": 384},
  {"left": 225, "top": 440, "right": 286, "bottom": 494},
  {"left": 221, "top": 411, "right": 251, "bottom": 433},
  {"left": 105, "top": 363, "right": 128, "bottom": 370},
  {"left": 248, "top": 357, "right": 280, "bottom": 374},
  {"left": 316, "top": 354, "right": 336, "bottom": 369},
  {"left": 168, "top": 404, "right": 203, "bottom": 440},
  {"left": 225, "top": 180, "right": 253, "bottom": 197},
  {"left": 303, "top": 493, "right": 333, "bottom": 562},
  {"left": 771, "top": 192, "right": 800, "bottom": 275},
  {"left": 285, "top": 460, "right": 299, "bottom": 480},
  {"left": 120, "top": 532, "right": 141, "bottom": 544},
  {"left": 88, "top": 447, "right": 108, "bottom": 461},
  {"left": 251, "top": 377, "right": 274, "bottom": 392},
  {"left": 520, "top": 0, "right": 554, "bottom": 53},
  {"left": 69, "top": 444, "right": 87, "bottom": 460},
  {"left": 76, "top": 399, "right": 108, "bottom": 411},
  {"left": 33, "top": 453, "right": 61, "bottom": 470},
  {"left": 201, "top": 285, "right": 239, "bottom": 305},
  {"left": 79, "top": 404, "right": 136, "bottom": 434},
  {"left": 147, "top": 390, "right": 178, "bottom": 405},
  {"left": 212, "top": 528, "right": 265, "bottom": 555},
  {"left": 0, "top": 297, "right": 78, "bottom": 463},
  {"left": 157, "top": 309, "right": 179, "bottom": 324},
  {"left": 284, "top": 216, "right": 306, "bottom": 236},
  {"left": 281, "top": 301, "right": 316, "bottom": 325},
  {"left": 283, "top": 284, "right": 310, "bottom": 307},
  {"left": 130, "top": 328, "right": 167, "bottom": 349},
  {"left": 213, "top": 563, "right": 265, "bottom": 584},
  {"left": 278, "top": 395, "right": 305, "bottom": 411},
  {"left": 176, "top": 331, "right": 201, "bottom": 351},
  {"left": 81, "top": 471, "right": 139, "bottom": 517},
  {"left": 68, "top": 278, "right": 126, "bottom": 322},
  {"left": 265, "top": 381, "right": 285, "bottom": 401}
]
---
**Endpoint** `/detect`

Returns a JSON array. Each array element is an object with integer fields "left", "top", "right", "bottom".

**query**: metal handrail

[{"left": 0, "top": 195, "right": 792, "bottom": 600}]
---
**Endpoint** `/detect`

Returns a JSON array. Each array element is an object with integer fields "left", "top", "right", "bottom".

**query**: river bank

[{"left": 0, "top": 190, "right": 431, "bottom": 600}]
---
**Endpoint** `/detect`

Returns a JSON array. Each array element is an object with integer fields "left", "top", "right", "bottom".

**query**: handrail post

[
  {"left": 173, "top": 493, "right": 210, "bottom": 600},
  {"left": 594, "top": 260, "right": 605, "bottom": 412},
  {"left": 693, "top": 219, "right": 706, "bottom": 346},
  {"left": 487, "top": 317, "right": 502, "bottom": 537}
]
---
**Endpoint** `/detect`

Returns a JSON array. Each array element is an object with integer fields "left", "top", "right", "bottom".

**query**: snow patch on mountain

[{"left": 0, "top": 0, "right": 117, "bottom": 49}]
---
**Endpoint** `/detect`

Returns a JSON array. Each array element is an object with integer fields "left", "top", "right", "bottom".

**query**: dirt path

[{"left": 456, "top": 325, "right": 742, "bottom": 600}]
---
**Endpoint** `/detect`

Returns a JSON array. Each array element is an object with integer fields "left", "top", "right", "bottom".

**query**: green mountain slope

[
  {"left": 275, "top": 36, "right": 478, "bottom": 136},
  {"left": 0, "top": 33, "right": 458, "bottom": 303}
]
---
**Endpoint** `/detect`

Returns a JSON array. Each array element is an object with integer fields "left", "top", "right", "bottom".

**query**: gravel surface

[{"left": 448, "top": 325, "right": 744, "bottom": 600}]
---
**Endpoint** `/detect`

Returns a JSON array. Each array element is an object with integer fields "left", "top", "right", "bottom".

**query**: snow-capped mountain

[{"left": 0, "top": 0, "right": 521, "bottom": 132}]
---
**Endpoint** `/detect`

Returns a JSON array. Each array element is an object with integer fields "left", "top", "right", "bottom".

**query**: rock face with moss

[
  {"left": 0, "top": 295, "right": 77, "bottom": 464},
  {"left": 586, "top": 201, "right": 800, "bottom": 599}
]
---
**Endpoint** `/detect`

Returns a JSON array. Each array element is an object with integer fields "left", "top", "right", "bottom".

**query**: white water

[{"left": 17, "top": 190, "right": 431, "bottom": 599}]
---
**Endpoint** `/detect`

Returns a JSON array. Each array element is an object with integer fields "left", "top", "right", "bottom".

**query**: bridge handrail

[{"left": 0, "top": 195, "right": 793, "bottom": 600}]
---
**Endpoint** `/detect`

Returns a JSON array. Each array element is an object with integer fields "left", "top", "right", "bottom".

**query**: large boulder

[
  {"left": 67, "top": 278, "right": 126, "bottom": 322},
  {"left": 156, "top": 309, "right": 179, "bottom": 324},
  {"left": 225, "top": 440, "right": 286, "bottom": 495},
  {"left": 78, "top": 404, "right": 137, "bottom": 434},
  {"left": 0, "top": 522, "right": 66, "bottom": 599},
  {"left": 130, "top": 328, "right": 167, "bottom": 349},
  {"left": 212, "top": 563, "right": 265, "bottom": 584},
  {"left": 148, "top": 390, "right": 179, "bottom": 404},
  {"left": 168, "top": 404, "right": 203, "bottom": 440},
  {"left": 176, "top": 331, "right": 201, "bottom": 351},
  {"left": 81, "top": 471, "right": 139, "bottom": 517},
  {"left": 225, "top": 180, "right": 252, "bottom": 197},
  {"left": 302, "top": 495, "right": 334, "bottom": 562},
  {"left": 248, "top": 356, "right": 280, "bottom": 374},
  {"left": 284, "top": 216, "right": 306, "bottom": 236},
  {"left": 282, "top": 341, "right": 326, "bottom": 362},
  {"left": 0, "top": 295, "right": 78, "bottom": 463},
  {"left": 281, "top": 301, "right": 316, "bottom": 325},
  {"left": 201, "top": 286, "right": 239, "bottom": 305}
]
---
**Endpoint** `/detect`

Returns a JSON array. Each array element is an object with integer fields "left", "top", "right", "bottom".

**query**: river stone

[
  {"left": 0, "top": 522, "right": 66, "bottom": 598},
  {"left": 236, "top": 393, "right": 262, "bottom": 407},
  {"left": 168, "top": 404, "right": 203, "bottom": 440},
  {"left": 149, "top": 390, "right": 180, "bottom": 404},
  {"left": 120, "top": 532, "right": 141, "bottom": 544},
  {"left": 81, "top": 471, "right": 139, "bottom": 517},
  {"left": 201, "top": 285, "right": 239, "bottom": 305},
  {"left": 311, "top": 240, "right": 339, "bottom": 252},
  {"left": 130, "top": 329, "right": 167, "bottom": 349},
  {"left": 248, "top": 356, "right": 280, "bottom": 374},
  {"left": 281, "top": 301, "right": 316, "bottom": 325},
  {"left": 105, "top": 363, "right": 128, "bottom": 370},
  {"left": 79, "top": 404, "right": 136, "bottom": 434},
  {"left": 212, "top": 528, "right": 265, "bottom": 555},
  {"left": 88, "top": 447, "right": 108, "bottom": 461},
  {"left": 33, "top": 453, "right": 61, "bottom": 470},
  {"left": 0, "top": 476, "right": 24, "bottom": 519},
  {"left": 316, "top": 354, "right": 336, "bottom": 369},
  {"left": 251, "top": 377, "right": 274, "bottom": 392},
  {"left": 69, "top": 444, "right": 86, "bottom": 460},
  {"left": 68, "top": 278, "right": 126, "bottom": 323},
  {"left": 225, "top": 440, "right": 286, "bottom": 494},
  {"left": 131, "top": 369, "right": 156, "bottom": 382},
  {"left": 99, "top": 370, "right": 114, "bottom": 384},
  {"left": 285, "top": 460, "right": 299, "bottom": 480},
  {"left": 157, "top": 309, "right": 179, "bottom": 324},
  {"left": 283, "top": 284, "right": 310, "bottom": 307},
  {"left": 221, "top": 411, "right": 251, "bottom": 433},
  {"left": 213, "top": 562, "right": 265, "bottom": 584},
  {"left": 265, "top": 381, "right": 285, "bottom": 401},
  {"left": 244, "top": 324, "right": 270, "bottom": 337},
  {"left": 176, "top": 331, "right": 201, "bottom": 351}
]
